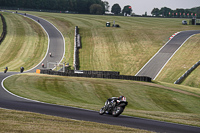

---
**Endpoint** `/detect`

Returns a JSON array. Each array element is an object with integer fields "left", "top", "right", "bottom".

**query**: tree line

[
  {"left": 0, "top": 0, "right": 106, "bottom": 14},
  {"left": 151, "top": 6, "right": 200, "bottom": 18}
]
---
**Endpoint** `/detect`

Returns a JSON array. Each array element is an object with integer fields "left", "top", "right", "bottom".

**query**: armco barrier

[
  {"left": 40, "top": 69, "right": 152, "bottom": 82},
  {"left": 0, "top": 13, "right": 7, "bottom": 45},
  {"left": 174, "top": 60, "right": 200, "bottom": 84}
]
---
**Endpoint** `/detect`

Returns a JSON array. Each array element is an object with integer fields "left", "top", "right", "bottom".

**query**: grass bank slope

[
  {"left": 0, "top": 12, "right": 47, "bottom": 72},
  {"left": 156, "top": 34, "right": 200, "bottom": 87},
  {"left": 18, "top": 11, "right": 198, "bottom": 76},
  {"left": 4, "top": 73, "right": 200, "bottom": 127},
  {"left": 0, "top": 108, "right": 148, "bottom": 133}
]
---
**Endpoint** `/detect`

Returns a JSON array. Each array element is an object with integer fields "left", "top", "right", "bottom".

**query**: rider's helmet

[
  {"left": 118, "top": 96, "right": 124, "bottom": 100},
  {"left": 118, "top": 96, "right": 126, "bottom": 101}
]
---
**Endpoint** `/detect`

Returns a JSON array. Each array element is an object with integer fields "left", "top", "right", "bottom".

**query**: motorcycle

[
  {"left": 4, "top": 67, "right": 8, "bottom": 73},
  {"left": 99, "top": 96, "right": 128, "bottom": 117}
]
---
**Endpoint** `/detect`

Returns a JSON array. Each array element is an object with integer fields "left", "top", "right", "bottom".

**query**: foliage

[
  {"left": 122, "top": 5, "right": 132, "bottom": 16},
  {"left": 103, "top": 1, "right": 109, "bottom": 12},
  {"left": 111, "top": 3, "right": 121, "bottom": 15},
  {"left": 151, "top": 6, "right": 200, "bottom": 18},
  {"left": 0, "top": 0, "right": 105, "bottom": 14},
  {"left": 151, "top": 8, "right": 160, "bottom": 16},
  {"left": 90, "top": 4, "right": 104, "bottom": 15}
]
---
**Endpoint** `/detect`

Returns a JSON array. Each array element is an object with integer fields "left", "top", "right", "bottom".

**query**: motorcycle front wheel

[
  {"left": 99, "top": 107, "right": 105, "bottom": 115},
  {"left": 112, "top": 106, "right": 124, "bottom": 117}
]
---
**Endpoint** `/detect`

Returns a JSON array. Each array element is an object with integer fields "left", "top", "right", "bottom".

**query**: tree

[
  {"left": 160, "top": 7, "right": 172, "bottom": 17},
  {"left": 111, "top": 3, "right": 121, "bottom": 15},
  {"left": 103, "top": 1, "right": 109, "bottom": 12},
  {"left": 122, "top": 5, "right": 132, "bottom": 16},
  {"left": 90, "top": 4, "right": 104, "bottom": 14},
  {"left": 151, "top": 8, "right": 159, "bottom": 16}
]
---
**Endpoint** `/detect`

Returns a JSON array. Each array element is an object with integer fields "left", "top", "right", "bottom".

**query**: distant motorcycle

[
  {"left": 4, "top": 67, "right": 8, "bottom": 73},
  {"left": 99, "top": 96, "right": 128, "bottom": 117}
]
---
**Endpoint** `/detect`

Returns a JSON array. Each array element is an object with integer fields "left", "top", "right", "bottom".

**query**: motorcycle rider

[
  {"left": 99, "top": 95, "right": 128, "bottom": 116},
  {"left": 105, "top": 96, "right": 126, "bottom": 110},
  {"left": 4, "top": 66, "right": 8, "bottom": 73}
]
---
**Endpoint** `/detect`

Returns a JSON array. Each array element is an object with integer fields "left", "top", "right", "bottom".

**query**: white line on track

[
  {"left": 154, "top": 33, "right": 198, "bottom": 80},
  {"left": 135, "top": 31, "right": 181, "bottom": 77}
]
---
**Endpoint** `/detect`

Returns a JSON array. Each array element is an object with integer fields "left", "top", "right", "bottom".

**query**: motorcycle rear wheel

[
  {"left": 112, "top": 106, "right": 124, "bottom": 117},
  {"left": 99, "top": 107, "right": 105, "bottom": 115}
]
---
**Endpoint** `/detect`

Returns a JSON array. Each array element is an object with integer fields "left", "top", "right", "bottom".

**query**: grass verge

[
  {"left": 0, "top": 108, "right": 150, "bottom": 133},
  {"left": 4, "top": 73, "right": 200, "bottom": 127}
]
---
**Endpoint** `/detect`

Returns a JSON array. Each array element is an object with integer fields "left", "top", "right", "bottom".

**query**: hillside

[
  {"left": 21, "top": 11, "right": 199, "bottom": 77},
  {"left": 0, "top": 12, "right": 47, "bottom": 71}
]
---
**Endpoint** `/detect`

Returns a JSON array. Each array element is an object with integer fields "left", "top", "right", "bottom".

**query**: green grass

[
  {"left": 0, "top": 108, "right": 149, "bottom": 133},
  {"left": 0, "top": 12, "right": 47, "bottom": 72},
  {"left": 4, "top": 73, "right": 200, "bottom": 127}
]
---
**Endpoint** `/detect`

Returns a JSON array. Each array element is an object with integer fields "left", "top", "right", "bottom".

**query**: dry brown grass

[{"left": 0, "top": 108, "right": 151, "bottom": 133}]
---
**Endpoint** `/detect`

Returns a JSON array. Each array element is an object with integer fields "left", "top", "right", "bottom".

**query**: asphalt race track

[
  {"left": 0, "top": 12, "right": 200, "bottom": 132},
  {"left": 136, "top": 30, "right": 200, "bottom": 80}
]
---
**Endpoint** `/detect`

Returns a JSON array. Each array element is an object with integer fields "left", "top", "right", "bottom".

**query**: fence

[
  {"left": 174, "top": 60, "right": 200, "bottom": 84},
  {"left": 40, "top": 69, "right": 152, "bottom": 82},
  {"left": 0, "top": 13, "right": 7, "bottom": 45}
]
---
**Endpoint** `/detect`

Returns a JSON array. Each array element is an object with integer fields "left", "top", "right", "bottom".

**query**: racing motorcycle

[
  {"left": 4, "top": 67, "right": 8, "bottom": 73},
  {"left": 99, "top": 96, "right": 128, "bottom": 117}
]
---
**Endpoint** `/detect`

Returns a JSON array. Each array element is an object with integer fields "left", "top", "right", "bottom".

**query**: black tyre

[
  {"left": 99, "top": 107, "right": 105, "bottom": 115},
  {"left": 112, "top": 106, "right": 124, "bottom": 117}
]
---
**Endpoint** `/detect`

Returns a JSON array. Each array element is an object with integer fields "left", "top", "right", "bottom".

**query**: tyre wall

[
  {"left": 40, "top": 69, "right": 152, "bottom": 82},
  {"left": 0, "top": 13, "right": 7, "bottom": 45}
]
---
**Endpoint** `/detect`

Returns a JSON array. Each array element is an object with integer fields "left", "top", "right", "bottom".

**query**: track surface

[
  {"left": 136, "top": 30, "right": 200, "bottom": 80},
  {"left": 0, "top": 12, "right": 200, "bottom": 133}
]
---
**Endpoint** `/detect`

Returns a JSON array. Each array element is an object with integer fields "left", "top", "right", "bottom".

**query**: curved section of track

[
  {"left": 0, "top": 13, "right": 200, "bottom": 132},
  {"left": 136, "top": 30, "right": 200, "bottom": 80},
  {"left": 24, "top": 14, "right": 65, "bottom": 72}
]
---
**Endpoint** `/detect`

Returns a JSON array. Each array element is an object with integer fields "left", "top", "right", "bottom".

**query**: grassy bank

[
  {"left": 0, "top": 108, "right": 149, "bottom": 133},
  {"left": 4, "top": 73, "right": 200, "bottom": 127},
  {"left": 0, "top": 12, "right": 47, "bottom": 72}
]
